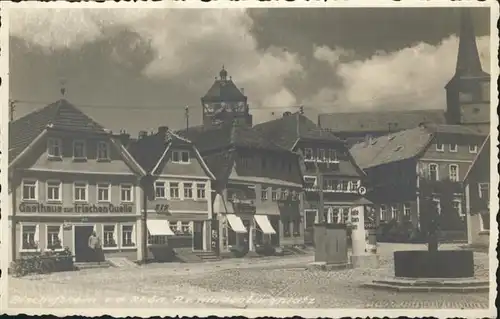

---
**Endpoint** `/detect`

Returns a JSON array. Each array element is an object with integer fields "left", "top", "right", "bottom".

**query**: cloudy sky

[{"left": 9, "top": 7, "right": 491, "bottom": 136}]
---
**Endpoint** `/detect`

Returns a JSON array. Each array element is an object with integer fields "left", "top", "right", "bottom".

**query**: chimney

[
  {"left": 118, "top": 130, "right": 131, "bottom": 147},
  {"left": 158, "top": 126, "right": 168, "bottom": 140},
  {"left": 138, "top": 131, "right": 148, "bottom": 139}
]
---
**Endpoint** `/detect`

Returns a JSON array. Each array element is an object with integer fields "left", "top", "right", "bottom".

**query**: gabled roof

[
  {"left": 253, "top": 112, "right": 343, "bottom": 150},
  {"left": 128, "top": 129, "right": 215, "bottom": 179},
  {"left": 318, "top": 109, "right": 446, "bottom": 134},
  {"left": 177, "top": 122, "right": 290, "bottom": 154},
  {"left": 9, "top": 99, "right": 107, "bottom": 163},
  {"left": 350, "top": 126, "right": 433, "bottom": 169},
  {"left": 464, "top": 134, "right": 490, "bottom": 182}
]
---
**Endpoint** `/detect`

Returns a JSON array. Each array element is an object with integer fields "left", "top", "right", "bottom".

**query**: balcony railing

[{"left": 303, "top": 157, "right": 340, "bottom": 164}]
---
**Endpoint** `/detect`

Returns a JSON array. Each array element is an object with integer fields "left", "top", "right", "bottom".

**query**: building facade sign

[{"left": 18, "top": 203, "right": 134, "bottom": 214}]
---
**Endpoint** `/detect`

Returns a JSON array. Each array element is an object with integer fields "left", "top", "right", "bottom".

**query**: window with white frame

[
  {"left": 452, "top": 199, "right": 464, "bottom": 217},
  {"left": 22, "top": 180, "right": 37, "bottom": 201},
  {"left": 97, "top": 141, "right": 110, "bottom": 160},
  {"left": 318, "top": 149, "right": 326, "bottom": 161},
  {"left": 74, "top": 182, "right": 87, "bottom": 202},
  {"left": 391, "top": 205, "right": 398, "bottom": 219},
  {"left": 47, "top": 138, "right": 62, "bottom": 158},
  {"left": 428, "top": 163, "right": 439, "bottom": 181},
  {"left": 155, "top": 181, "right": 166, "bottom": 199},
  {"left": 196, "top": 183, "right": 206, "bottom": 199},
  {"left": 469, "top": 144, "right": 478, "bottom": 153},
  {"left": 103, "top": 225, "right": 118, "bottom": 248},
  {"left": 304, "top": 148, "right": 313, "bottom": 160},
  {"left": 73, "top": 140, "right": 87, "bottom": 159},
  {"left": 435, "top": 141, "right": 444, "bottom": 152},
  {"left": 183, "top": 182, "right": 193, "bottom": 199},
  {"left": 97, "top": 183, "right": 111, "bottom": 202},
  {"left": 46, "top": 225, "right": 63, "bottom": 250},
  {"left": 172, "top": 150, "right": 190, "bottom": 163},
  {"left": 380, "top": 205, "right": 389, "bottom": 221},
  {"left": 261, "top": 187, "right": 268, "bottom": 201},
  {"left": 478, "top": 183, "right": 489, "bottom": 201},
  {"left": 304, "top": 176, "right": 317, "bottom": 190},
  {"left": 121, "top": 225, "right": 135, "bottom": 247},
  {"left": 449, "top": 143, "right": 458, "bottom": 152},
  {"left": 21, "top": 225, "right": 38, "bottom": 250},
  {"left": 170, "top": 182, "right": 180, "bottom": 199},
  {"left": 403, "top": 203, "right": 411, "bottom": 216},
  {"left": 449, "top": 164, "right": 459, "bottom": 182},
  {"left": 329, "top": 149, "right": 338, "bottom": 162},
  {"left": 120, "top": 184, "right": 133, "bottom": 202},
  {"left": 46, "top": 180, "right": 62, "bottom": 202},
  {"left": 271, "top": 189, "right": 278, "bottom": 201}
]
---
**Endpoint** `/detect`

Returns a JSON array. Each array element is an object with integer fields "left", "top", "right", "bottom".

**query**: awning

[
  {"left": 226, "top": 214, "right": 247, "bottom": 233},
  {"left": 147, "top": 219, "right": 175, "bottom": 236},
  {"left": 254, "top": 215, "right": 276, "bottom": 235},
  {"left": 213, "top": 193, "right": 234, "bottom": 214}
]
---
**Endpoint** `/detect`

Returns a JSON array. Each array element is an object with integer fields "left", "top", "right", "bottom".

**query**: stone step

[
  {"left": 107, "top": 257, "right": 139, "bottom": 269},
  {"left": 373, "top": 278, "right": 488, "bottom": 288},
  {"left": 363, "top": 282, "right": 489, "bottom": 293},
  {"left": 74, "top": 261, "right": 112, "bottom": 270}
]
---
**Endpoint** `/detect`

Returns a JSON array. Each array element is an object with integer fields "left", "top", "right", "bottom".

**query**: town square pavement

[{"left": 8, "top": 243, "right": 490, "bottom": 309}]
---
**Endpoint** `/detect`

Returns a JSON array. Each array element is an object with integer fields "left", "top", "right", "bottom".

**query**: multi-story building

[
  {"left": 464, "top": 135, "right": 490, "bottom": 248},
  {"left": 350, "top": 123, "right": 487, "bottom": 238},
  {"left": 253, "top": 112, "right": 367, "bottom": 245},
  {"left": 317, "top": 8, "right": 490, "bottom": 144},
  {"left": 8, "top": 99, "right": 145, "bottom": 263},
  {"left": 127, "top": 127, "right": 215, "bottom": 256},
  {"left": 179, "top": 121, "right": 304, "bottom": 256}
]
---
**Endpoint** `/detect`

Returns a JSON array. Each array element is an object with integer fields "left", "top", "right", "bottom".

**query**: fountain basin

[{"left": 394, "top": 250, "right": 474, "bottom": 278}]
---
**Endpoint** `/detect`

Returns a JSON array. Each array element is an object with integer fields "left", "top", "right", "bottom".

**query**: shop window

[
  {"left": 46, "top": 180, "right": 62, "bottom": 202},
  {"left": 120, "top": 184, "right": 133, "bottom": 202},
  {"left": 72, "top": 140, "right": 87, "bottom": 159},
  {"left": 97, "top": 141, "right": 110, "bottom": 161},
  {"left": 74, "top": 182, "right": 88, "bottom": 202},
  {"left": 169, "top": 182, "right": 180, "bottom": 199},
  {"left": 21, "top": 225, "right": 38, "bottom": 250},
  {"left": 183, "top": 183, "right": 193, "bottom": 199},
  {"left": 22, "top": 180, "right": 37, "bottom": 201},
  {"left": 47, "top": 138, "right": 62, "bottom": 158},
  {"left": 121, "top": 225, "right": 135, "bottom": 247},
  {"left": 148, "top": 234, "right": 167, "bottom": 245},
  {"left": 46, "top": 225, "right": 63, "bottom": 250},
  {"left": 97, "top": 183, "right": 111, "bottom": 202},
  {"left": 155, "top": 181, "right": 166, "bottom": 199},
  {"left": 196, "top": 183, "right": 206, "bottom": 199},
  {"left": 103, "top": 225, "right": 118, "bottom": 248}
]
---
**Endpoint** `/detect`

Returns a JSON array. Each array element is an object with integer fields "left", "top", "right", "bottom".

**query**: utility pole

[
  {"left": 185, "top": 105, "right": 189, "bottom": 132},
  {"left": 9, "top": 99, "right": 17, "bottom": 122}
]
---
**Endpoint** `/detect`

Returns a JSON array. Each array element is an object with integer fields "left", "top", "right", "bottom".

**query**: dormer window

[
  {"left": 97, "top": 141, "right": 110, "bottom": 161},
  {"left": 435, "top": 141, "right": 444, "bottom": 152},
  {"left": 172, "top": 150, "right": 190, "bottom": 164},
  {"left": 449, "top": 144, "right": 458, "bottom": 152},
  {"left": 73, "top": 140, "right": 87, "bottom": 160},
  {"left": 47, "top": 138, "right": 62, "bottom": 158},
  {"left": 469, "top": 144, "right": 478, "bottom": 153}
]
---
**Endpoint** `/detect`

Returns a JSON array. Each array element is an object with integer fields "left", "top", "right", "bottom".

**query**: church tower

[
  {"left": 445, "top": 8, "right": 490, "bottom": 133},
  {"left": 201, "top": 66, "right": 252, "bottom": 127}
]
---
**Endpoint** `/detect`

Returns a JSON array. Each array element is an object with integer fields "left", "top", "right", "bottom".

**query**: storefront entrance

[
  {"left": 192, "top": 221, "right": 204, "bottom": 251},
  {"left": 74, "top": 225, "right": 94, "bottom": 262}
]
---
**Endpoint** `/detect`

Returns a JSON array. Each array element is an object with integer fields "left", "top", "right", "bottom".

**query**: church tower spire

[{"left": 455, "top": 8, "right": 484, "bottom": 76}]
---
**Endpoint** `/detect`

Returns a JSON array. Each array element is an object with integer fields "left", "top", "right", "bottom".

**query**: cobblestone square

[{"left": 8, "top": 244, "right": 491, "bottom": 309}]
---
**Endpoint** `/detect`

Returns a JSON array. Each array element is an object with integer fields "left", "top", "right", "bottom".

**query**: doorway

[
  {"left": 74, "top": 225, "right": 95, "bottom": 262},
  {"left": 192, "top": 221, "right": 204, "bottom": 251},
  {"left": 304, "top": 210, "right": 317, "bottom": 246}
]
